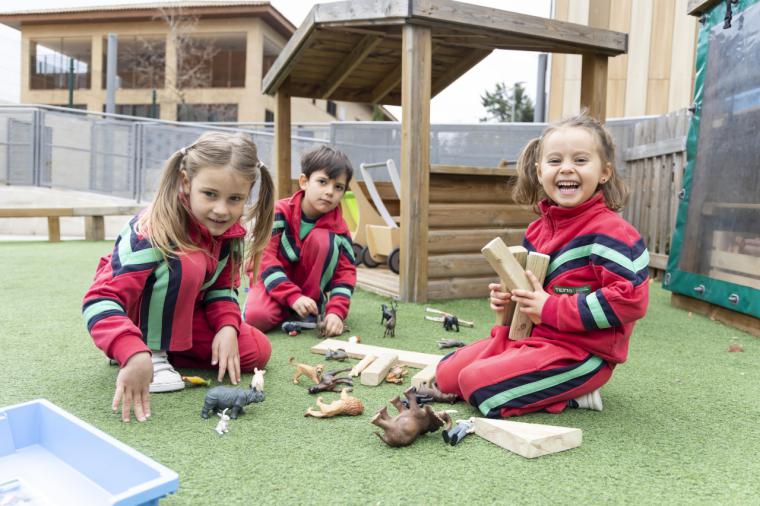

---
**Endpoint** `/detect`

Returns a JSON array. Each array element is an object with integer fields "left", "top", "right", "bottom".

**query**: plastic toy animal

[
  {"left": 385, "top": 365, "right": 408, "bottom": 384},
  {"left": 201, "top": 386, "right": 265, "bottom": 419},
  {"left": 382, "top": 300, "right": 398, "bottom": 337},
  {"left": 415, "top": 382, "right": 460, "bottom": 404},
  {"left": 325, "top": 348, "right": 349, "bottom": 361},
  {"left": 308, "top": 367, "right": 354, "bottom": 394},
  {"left": 371, "top": 386, "right": 452, "bottom": 447},
  {"left": 380, "top": 302, "right": 394, "bottom": 325},
  {"left": 250, "top": 367, "right": 266, "bottom": 392},
  {"left": 289, "top": 356, "right": 324, "bottom": 385},
  {"left": 214, "top": 408, "right": 231, "bottom": 435},
  {"left": 437, "top": 339, "right": 466, "bottom": 349},
  {"left": 304, "top": 388, "right": 364, "bottom": 418},
  {"left": 442, "top": 315, "right": 460, "bottom": 332}
]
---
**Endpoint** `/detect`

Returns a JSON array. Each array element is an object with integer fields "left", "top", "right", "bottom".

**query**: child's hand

[
  {"left": 292, "top": 296, "right": 318, "bottom": 318},
  {"left": 212, "top": 325, "right": 240, "bottom": 385},
  {"left": 510, "top": 270, "right": 549, "bottom": 325},
  {"left": 113, "top": 351, "right": 152, "bottom": 423},
  {"left": 488, "top": 282, "right": 512, "bottom": 316},
  {"left": 322, "top": 313, "right": 344, "bottom": 336}
]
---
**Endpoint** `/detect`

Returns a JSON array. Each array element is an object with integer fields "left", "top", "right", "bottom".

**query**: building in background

[
  {"left": 549, "top": 0, "right": 699, "bottom": 119},
  {"left": 0, "top": 1, "right": 393, "bottom": 122}
]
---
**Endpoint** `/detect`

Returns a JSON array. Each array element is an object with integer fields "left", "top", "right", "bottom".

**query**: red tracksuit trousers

[
  {"left": 436, "top": 326, "right": 613, "bottom": 417},
  {"left": 244, "top": 229, "right": 333, "bottom": 332},
  {"left": 168, "top": 305, "right": 272, "bottom": 372}
]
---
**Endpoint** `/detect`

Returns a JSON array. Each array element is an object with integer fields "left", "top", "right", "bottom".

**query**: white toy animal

[
  {"left": 214, "top": 408, "right": 231, "bottom": 436},
  {"left": 250, "top": 368, "right": 266, "bottom": 392}
]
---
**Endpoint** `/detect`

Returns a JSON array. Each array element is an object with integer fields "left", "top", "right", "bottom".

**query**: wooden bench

[{"left": 0, "top": 206, "right": 145, "bottom": 241}]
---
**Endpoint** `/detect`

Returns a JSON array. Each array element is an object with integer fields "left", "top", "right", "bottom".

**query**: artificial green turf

[{"left": 1, "top": 240, "right": 759, "bottom": 504}]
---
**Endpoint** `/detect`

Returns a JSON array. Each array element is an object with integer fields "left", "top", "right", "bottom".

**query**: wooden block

[
  {"left": 482, "top": 238, "right": 530, "bottom": 325},
  {"left": 47, "top": 216, "right": 60, "bottom": 242},
  {"left": 472, "top": 417, "right": 582, "bottom": 459},
  {"left": 361, "top": 352, "right": 398, "bottom": 386},
  {"left": 410, "top": 362, "right": 438, "bottom": 389},
  {"left": 310, "top": 338, "right": 442, "bottom": 369},
  {"left": 349, "top": 355, "right": 376, "bottom": 377},
  {"left": 85, "top": 216, "right": 105, "bottom": 241},
  {"left": 502, "top": 246, "right": 528, "bottom": 325},
  {"left": 509, "top": 252, "right": 551, "bottom": 340}
]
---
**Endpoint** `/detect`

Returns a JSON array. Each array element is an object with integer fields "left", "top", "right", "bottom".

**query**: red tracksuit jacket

[
  {"left": 82, "top": 214, "right": 245, "bottom": 366},
  {"left": 525, "top": 192, "right": 649, "bottom": 364},
  {"left": 252, "top": 190, "right": 356, "bottom": 320}
]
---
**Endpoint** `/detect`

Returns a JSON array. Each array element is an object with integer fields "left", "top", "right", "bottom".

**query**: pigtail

[
  {"left": 512, "top": 137, "right": 545, "bottom": 213},
  {"left": 244, "top": 163, "right": 275, "bottom": 280},
  {"left": 139, "top": 149, "right": 197, "bottom": 262}
]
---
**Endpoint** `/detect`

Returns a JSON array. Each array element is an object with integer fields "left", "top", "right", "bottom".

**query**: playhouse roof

[{"left": 262, "top": 0, "right": 627, "bottom": 106}]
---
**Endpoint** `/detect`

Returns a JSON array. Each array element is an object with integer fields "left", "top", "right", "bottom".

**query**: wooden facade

[{"left": 262, "top": 0, "right": 627, "bottom": 302}]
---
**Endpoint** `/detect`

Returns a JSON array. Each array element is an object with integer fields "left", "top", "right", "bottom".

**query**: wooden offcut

[
  {"left": 410, "top": 362, "right": 438, "bottom": 389},
  {"left": 360, "top": 352, "right": 398, "bottom": 386},
  {"left": 472, "top": 417, "right": 582, "bottom": 459},
  {"left": 349, "top": 355, "right": 376, "bottom": 377},
  {"left": 509, "top": 252, "right": 551, "bottom": 340},
  {"left": 310, "top": 338, "right": 442, "bottom": 368}
]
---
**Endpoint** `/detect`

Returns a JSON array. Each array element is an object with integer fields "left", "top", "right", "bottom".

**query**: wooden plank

[
  {"left": 472, "top": 417, "right": 582, "bottom": 459},
  {"left": 509, "top": 252, "right": 551, "bottom": 340},
  {"left": 482, "top": 238, "right": 531, "bottom": 325},
  {"left": 412, "top": 0, "right": 627, "bottom": 55},
  {"left": 411, "top": 362, "right": 438, "bottom": 389},
  {"left": 349, "top": 355, "right": 376, "bottom": 377},
  {"left": 710, "top": 250, "right": 760, "bottom": 278},
  {"left": 428, "top": 253, "right": 499, "bottom": 279},
  {"left": 399, "top": 23, "right": 432, "bottom": 303},
  {"left": 275, "top": 91, "right": 292, "bottom": 200},
  {"left": 649, "top": 253, "right": 669, "bottom": 270},
  {"left": 428, "top": 228, "right": 526, "bottom": 254},
  {"left": 687, "top": 0, "right": 722, "bottom": 16},
  {"left": 623, "top": 137, "right": 686, "bottom": 161},
  {"left": 84, "top": 216, "right": 105, "bottom": 241},
  {"left": 0, "top": 208, "right": 74, "bottom": 218},
  {"left": 427, "top": 275, "right": 498, "bottom": 300},
  {"left": 262, "top": 9, "right": 317, "bottom": 94},
  {"left": 310, "top": 338, "right": 443, "bottom": 369},
  {"left": 430, "top": 164, "right": 516, "bottom": 177},
  {"left": 318, "top": 34, "right": 383, "bottom": 99},
  {"left": 429, "top": 175, "right": 514, "bottom": 204},
  {"left": 47, "top": 216, "right": 60, "bottom": 242},
  {"left": 430, "top": 48, "right": 490, "bottom": 97},
  {"left": 361, "top": 352, "right": 398, "bottom": 386},
  {"left": 429, "top": 203, "right": 536, "bottom": 228},
  {"left": 580, "top": 53, "right": 608, "bottom": 120},
  {"left": 671, "top": 293, "right": 760, "bottom": 338},
  {"left": 370, "top": 62, "right": 402, "bottom": 103},
  {"left": 356, "top": 267, "right": 399, "bottom": 298}
]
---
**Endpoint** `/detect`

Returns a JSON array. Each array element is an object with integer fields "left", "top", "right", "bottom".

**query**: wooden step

[
  {"left": 428, "top": 203, "right": 536, "bottom": 228},
  {"left": 428, "top": 253, "right": 495, "bottom": 278},
  {"left": 428, "top": 228, "right": 526, "bottom": 254}
]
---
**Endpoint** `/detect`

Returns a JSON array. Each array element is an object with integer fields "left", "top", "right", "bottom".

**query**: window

[
  {"left": 264, "top": 109, "right": 274, "bottom": 123},
  {"left": 101, "top": 35, "right": 165, "bottom": 89},
  {"left": 326, "top": 100, "right": 337, "bottom": 117},
  {"left": 177, "top": 104, "right": 238, "bottom": 122},
  {"left": 30, "top": 37, "right": 91, "bottom": 90},
  {"left": 102, "top": 104, "right": 160, "bottom": 119},
  {"left": 177, "top": 32, "right": 246, "bottom": 88}
]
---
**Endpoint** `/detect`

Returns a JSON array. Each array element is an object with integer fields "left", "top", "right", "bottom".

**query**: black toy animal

[
  {"left": 442, "top": 315, "right": 460, "bottom": 332},
  {"left": 382, "top": 300, "right": 398, "bottom": 338},
  {"left": 201, "top": 386, "right": 265, "bottom": 419}
]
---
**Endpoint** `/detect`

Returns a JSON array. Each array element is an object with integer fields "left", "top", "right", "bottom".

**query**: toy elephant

[{"left": 201, "top": 386, "right": 265, "bottom": 419}]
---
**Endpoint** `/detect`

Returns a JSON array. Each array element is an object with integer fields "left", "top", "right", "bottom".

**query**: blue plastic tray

[{"left": 0, "top": 399, "right": 178, "bottom": 505}]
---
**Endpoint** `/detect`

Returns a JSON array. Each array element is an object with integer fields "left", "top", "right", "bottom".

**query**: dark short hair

[{"left": 301, "top": 145, "right": 353, "bottom": 185}]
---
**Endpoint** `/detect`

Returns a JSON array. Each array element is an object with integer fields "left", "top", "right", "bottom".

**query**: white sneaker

[
  {"left": 572, "top": 389, "right": 603, "bottom": 411},
  {"left": 149, "top": 351, "right": 185, "bottom": 393}
]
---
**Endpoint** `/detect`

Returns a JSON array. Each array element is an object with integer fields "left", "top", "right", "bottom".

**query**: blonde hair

[
  {"left": 139, "top": 131, "right": 274, "bottom": 279},
  {"left": 513, "top": 113, "right": 628, "bottom": 212}
]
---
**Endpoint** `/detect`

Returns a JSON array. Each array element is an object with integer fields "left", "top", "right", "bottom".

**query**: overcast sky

[{"left": 0, "top": 0, "right": 552, "bottom": 123}]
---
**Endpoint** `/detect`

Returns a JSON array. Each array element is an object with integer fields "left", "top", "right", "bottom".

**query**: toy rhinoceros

[{"left": 201, "top": 386, "right": 265, "bottom": 419}]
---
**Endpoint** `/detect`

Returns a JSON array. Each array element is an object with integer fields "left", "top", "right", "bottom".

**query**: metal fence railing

[{"left": 0, "top": 104, "right": 650, "bottom": 202}]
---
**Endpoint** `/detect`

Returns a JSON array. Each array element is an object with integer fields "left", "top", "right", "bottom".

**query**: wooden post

[
  {"left": 400, "top": 24, "right": 432, "bottom": 303},
  {"left": 85, "top": 216, "right": 105, "bottom": 241},
  {"left": 47, "top": 217, "right": 60, "bottom": 242},
  {"left": 580, "top": 53, "right": 608, "bottom": 120},
  {"left": 274, "top": 91, "right": 292, "bottom": 200}
]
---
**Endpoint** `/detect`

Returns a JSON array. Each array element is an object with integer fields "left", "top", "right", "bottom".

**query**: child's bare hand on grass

[
  {"left": 489, "top": 282, "right": 512, "bottom": 317},
  {"left": 113, "top": 351, "right": 152, "bottom": 423},
  {"left": 212, "top": 325, "right": 240, "bottom": 385},
  {"left": 291, "top": 295, "right": 318, "bottom": 318},
  {"left": 510, "top": 270, "right": 549, "bottom": 325},
  {"left": 323, "top": 313, "right": 344, "bottom": 336}
]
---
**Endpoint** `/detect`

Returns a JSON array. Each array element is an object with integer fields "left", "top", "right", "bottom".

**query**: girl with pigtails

[
  {"left": 436, "top": 113, "right": 649, "bottom": 418},
  {"left": 83, "top": 131, "right": 274, "bottom": 422}
]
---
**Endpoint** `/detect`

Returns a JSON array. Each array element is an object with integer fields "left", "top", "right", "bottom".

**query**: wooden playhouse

[{"left": 262, "top": 0, "right": 627, "bottom": 303}]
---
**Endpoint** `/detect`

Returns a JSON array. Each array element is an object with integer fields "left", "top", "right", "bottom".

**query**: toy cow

[{"left": 201, "top": 386, "right": 265, "bottom": 419}]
